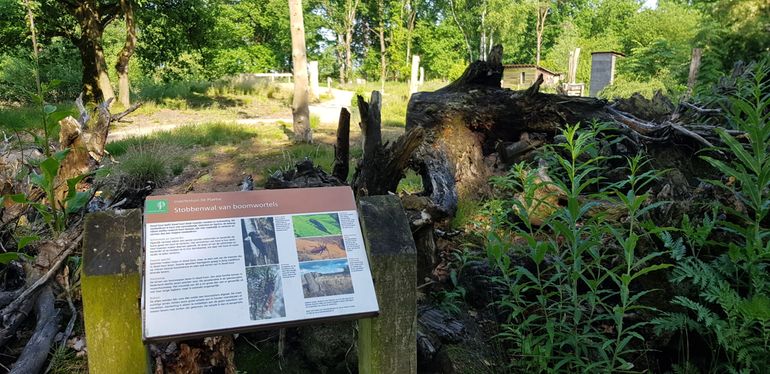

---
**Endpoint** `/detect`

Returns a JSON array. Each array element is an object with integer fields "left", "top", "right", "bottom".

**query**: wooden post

[
  {"left": 409, "top": 55, "right": 420, "bottom": 94},
  {"left": 327, "top": 77, "right": 333, "bottom": 95},
  {"left": 687, "top": 48, "right": 703, "bottom": 92},
  {"left": 357, "top": 195, "right": 417, "bottom": 374},
  {"left": 81, "top": 209, "right": 148, "bottom": 374},
  {"left": 308, "top": 60, "right": 320, "bottom": 101}
]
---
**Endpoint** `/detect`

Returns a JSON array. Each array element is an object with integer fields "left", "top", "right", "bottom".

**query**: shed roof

[
  {"left": 502, "top": 64, "right": 561, "bottom": 76},
  {"left": 590, "top": 51, "right": 626, "bottom": 57}
]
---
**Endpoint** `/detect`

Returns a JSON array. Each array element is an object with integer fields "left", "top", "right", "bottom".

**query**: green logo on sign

[{"left": 145, "top": 200, "right": 168, "bottom": 214}]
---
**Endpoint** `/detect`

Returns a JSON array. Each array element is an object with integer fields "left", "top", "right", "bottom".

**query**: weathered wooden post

[
  {"left": 357, "top": 195, "right": 417, "bottom": 374},
  {"left": 410, "top": 55, "right": 421, "bottom": 94},
  {"left": 687, "top": 48, "right": 703, "bottom": 93},
  {"left": 81, "top": 209, "right": 149, "bottom": 373},
  {"left": 308, "top": 60, "right": 320, "bottom": 101}
]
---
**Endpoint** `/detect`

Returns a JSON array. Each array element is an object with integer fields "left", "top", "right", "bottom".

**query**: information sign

[{"left": 141, "top": 187, "right": 379, "bottom": 342}]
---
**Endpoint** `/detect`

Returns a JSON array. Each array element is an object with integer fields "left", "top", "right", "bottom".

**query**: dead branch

[
  {"left": 9, "top": 286, "right": 60, "bottom": 374},
  {"left": 1, "top": 230, "right": 82, "bottom": 319},
  {"left": 332, "top": 108, "right": 351, "bottom": 181}
]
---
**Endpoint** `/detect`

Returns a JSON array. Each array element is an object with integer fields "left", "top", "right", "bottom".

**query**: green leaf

[
  {"left": 65, "top": 191, "right": 91, "bottom": 215},
  {"left": 43, "top": 104, "right": 57, "bottom": 115},
  {"left": 0, "top": 252, "right": 26, "bottom": 265},
  {"left": 17, "top": 235, "right": 40, "bottom": 249},
  {"left": 7, "top": 193, "right": 29, "bottom": 203},
  {"left": 630, "top": 263, "right": 672, "bottom": 282}
]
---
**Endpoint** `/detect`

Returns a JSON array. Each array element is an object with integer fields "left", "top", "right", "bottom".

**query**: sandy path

[{"left": 108, "top": 88, "right": 355, "bottom": 142}]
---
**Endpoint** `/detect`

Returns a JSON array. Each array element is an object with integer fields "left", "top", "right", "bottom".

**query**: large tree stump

[{"left": 406, "top": 46, "right": 730, "bottom": 216}]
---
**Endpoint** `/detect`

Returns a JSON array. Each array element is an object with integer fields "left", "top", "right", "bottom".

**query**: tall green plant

[
  {"left": 488, "top": 124, "right": 669, "bottom": 372},
  {"left": 654, "top": 58, "right": 770, "bottom": 372},
  {"left": 2, "top": 150, "right": 94, "bottom": 236}
]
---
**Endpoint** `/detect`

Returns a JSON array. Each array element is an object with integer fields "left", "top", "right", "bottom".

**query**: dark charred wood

[
  {"left": 240, "top": 175, "right": 254, "bottom": 191},
  {"left": 10, "top": 286, "right": 60, "bottom": 374},
  {"left": 0, "top": 290, "right": 21, "bottom": 308},
  {"left": 358, "top": 92, "right": 383, "bottom": 162},
  {"left": 351, "top": 92, "right": 426, "bottom": 196},
  {"left": 417, "top": 307, "right": 465, "bottom": 344},
  {"left": 332, "top": 108, "right": 351, "bottom": 181},
  {"left": 405, "top": 46, "right": 738, "bottom": 216},
  {"left": 441, "top": 45, "right": 503, "bottom": 92},
  {"left": 0, "top": 289, "right": 39, "bottom": 348},
  {"left": 265, "top": 159, "right": 346, "bottom": 189}
]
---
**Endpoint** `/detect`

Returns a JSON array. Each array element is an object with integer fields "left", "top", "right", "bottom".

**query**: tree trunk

[
  {"left": 405, "top": 0, "right": 417, "bottom": 66},
  {"left": 535, "top": 3, "right": 549, "bottom": 65},
  {"left": 337, "top": 33, "right": 346, "bottom": 84},
  {"left": 288, "top": 0, "right": 312, "bottom": 143},
  {"left": 71, "top": 2, "right": 115, "bottom": 104},
  {"left": 378, "top": 0, "right": 387, "bottom": 94},
  {"left": 115, "top": 0, "right": 137, "bottom": 108},
  {"left": 345, "top": 29, "right": 353, "bottom": 83}
]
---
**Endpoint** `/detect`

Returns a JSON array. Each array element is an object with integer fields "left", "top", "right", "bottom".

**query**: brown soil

[{"left": 296, "top": 236, "right": 346, "bottom": 262}]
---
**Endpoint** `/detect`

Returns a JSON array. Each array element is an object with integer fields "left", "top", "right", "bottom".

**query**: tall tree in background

[
  {"left": 320, "top": 0, "right": 360, "bottom": 83},
  {"left": 115, "top": 0, "right": 136, "bottom": 107},
  {"left": 534, "top": 0, "right": 550, "bottom": 65},
  {"left": 38, "top": 0, "right": 121, "bottom": 103},
  {"left": 288, "top": 0, "right": 312, "bottom": 143}
]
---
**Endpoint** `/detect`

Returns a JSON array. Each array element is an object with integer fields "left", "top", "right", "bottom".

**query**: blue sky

[{"left": 300, "top": 259, "right": 349, "bottom": 274}]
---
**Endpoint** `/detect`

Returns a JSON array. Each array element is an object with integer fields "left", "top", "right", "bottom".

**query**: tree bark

[
  {"left": 535, "top": 2, "right": 549, "bottom": 65},
  {"left": 115, "top": 0, "right": 136, "bottom": 108},
  {"left": 288, "top": 0, "right": 312, "bottom": 143},
  {"left": 65, "top": 0, "right": 116, "bottom": 104},
  {"left": 344, "top": 0, "right": 360, "bottom": 84},
  {"left": 332, "top": 108, "right": 351, "bottom": 181},
  {"left": 378, "top": 0, "right": 387, "bottom": 94}
]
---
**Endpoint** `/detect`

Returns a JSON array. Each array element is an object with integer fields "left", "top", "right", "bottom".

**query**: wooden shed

[
  {"left": 589, "top": 51, "right": 625, "bottom": 96},
  {"left": 502, "top": 64, "right": 562, "bottom": 90}
]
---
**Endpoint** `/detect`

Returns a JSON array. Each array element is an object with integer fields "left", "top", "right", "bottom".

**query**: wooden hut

[{"left": 502, "top": 64, "right": 562, "bottom": 90}]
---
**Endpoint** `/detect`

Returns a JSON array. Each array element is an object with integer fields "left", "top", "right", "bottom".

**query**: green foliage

[
  {"left": 487, "top": 124, "right": 668, "bottom": 371},
  {"left": 6, "top": 150, "right": 95, "bottom": 236},
  {"left": 653, "top": 57, "right": 770, "bottom": 373},
  {"left": 598, "top": 76, "right": 669, "bottom": 100}
]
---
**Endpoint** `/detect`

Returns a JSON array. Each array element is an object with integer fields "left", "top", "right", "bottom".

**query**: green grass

[
  {"left": 451, "top": 199, "right": 483, "bottom": 230},
  {"left": 106, "top": 122, "right": 281, "bottom": 157},
  {"left": 396, "top": 169, "right": 423, "bottom": 194},
  {"left": 292, "top": 213, "right": 342, "bottom": 238}
]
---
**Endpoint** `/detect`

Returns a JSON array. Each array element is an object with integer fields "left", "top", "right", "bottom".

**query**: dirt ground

[{"left": 110, "top": 88, "right": 404, "bottom": 195}]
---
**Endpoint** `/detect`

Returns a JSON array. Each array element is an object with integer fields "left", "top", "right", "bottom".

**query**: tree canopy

[{"left": 0, "top": 0, "right": 768, "bottom": 104}]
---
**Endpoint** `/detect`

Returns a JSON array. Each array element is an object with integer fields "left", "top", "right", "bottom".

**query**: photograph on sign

[
  {"left": 300, "top": 259, "right": 354, "bottom": 298},
  {"left": 141, "top": 187, "right": 379, "bottom": 342}
]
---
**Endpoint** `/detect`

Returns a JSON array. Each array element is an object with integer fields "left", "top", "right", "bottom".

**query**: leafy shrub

[
  {"left": 653, "top": 57, "right": 770, "bottom": 373},
  {"left": 487, "top": 124, "right": 669, "bottom": 372},
  {"left": 0, "top": 41, "right": 81, "bottom": 105}
]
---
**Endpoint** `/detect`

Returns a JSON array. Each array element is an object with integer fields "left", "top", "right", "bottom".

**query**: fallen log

[{"left": 405, "top": 45, "right": 734, "bottom": 216}]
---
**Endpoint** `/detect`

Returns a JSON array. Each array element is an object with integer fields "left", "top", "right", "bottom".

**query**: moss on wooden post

[
  {"left": 358, "top": 195, "right": 417, "bottom": 374},
  {"left": 81, "top": 209, "right": 148, "bottom": 373}
]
